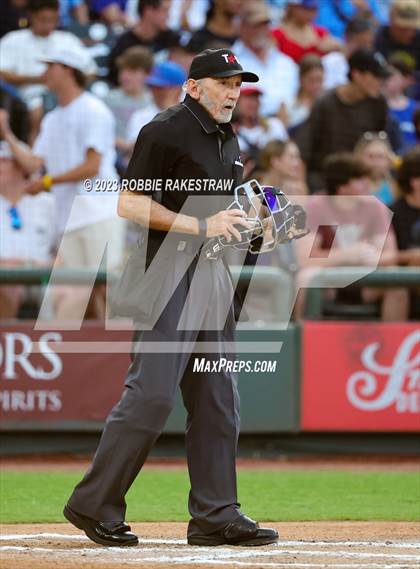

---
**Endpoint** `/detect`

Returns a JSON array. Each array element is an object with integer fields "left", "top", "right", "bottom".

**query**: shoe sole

[
  {"left": 188, "top": 535, "right": 279, "bottom": 547},
  {"left": 63, "top": 505, "right": 139, "bottom": 547}
]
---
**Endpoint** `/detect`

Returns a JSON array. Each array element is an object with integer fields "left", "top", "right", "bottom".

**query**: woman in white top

[
  {"left": 234, "top": 86, "right": 288, "bottom": 154},
  {"left": 286, "top": 53, "right": 324, "bottom": 130}
]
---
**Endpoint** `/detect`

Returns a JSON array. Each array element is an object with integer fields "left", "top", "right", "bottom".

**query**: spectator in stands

[
  {"left": 59, "top": 0, "right": 88, "bottom": 28},
  {"left": 315, "top": 0, "right": 386, "bottom": 41},
  {"left": 232, "top": 2, "right": 298, "bottom": 117},
  {"left": 167, "top": 38, "right": 200, "bottom": 74},
  {"left": 166, "top": 0, "right": 204, "bottom": 32},
  {"left": 294, "top": 152, "right": 404, "bottom": 321},
  {"left": 108, "top": 0, "right": 180, "bottom": 85},
  {"left": 390, "top": 146, "right": 420, "bottom": 318},
  {"left": 0, "top": 0, "right": 95, "bottom": 142},
  {"left": 188, "top": 0, "right": 243, "bottom": 53},
  {"left": 90, "top": 0, "right": 129, "bottom": 27},
  {"left": 271, "top": 0, "right": 342, "bottom": 64},
  {"left": 246, "top": 139, "right": 308, "bottom": 312},
  {"left": 391, "top": 146, "right": 420, "bottom": 264},
  {"left": 0, "top": 47, "right": 124, "bottom": 288},
  {"left": 103, "top": 46, "right": 153, "bottom": 172},
  {"left": 374, "top": 0, "right": 420, "bottom": 71},
  {"left": 322, "top": 17, "right": 375, "bottom": 89},
  {"left": 354, "top": 132, "right": 398, "bottom": 205},
  {"left": 0, "top": 80, "right": 30, "bottom": 143},
  {"left": 301, "top": 48, "right": 390, "bottom": 192},
  {"left": 285, "top": 54, "right": 324, "bottom": 130},
  {"left": 0, "top": 138, "right": 56, "bottom": 319},
  {"left": 233, "top": 86, "right": 288, "bottom": 163},
  {"left": 259, "top": 139, "right": 308, "bottom": 195},
  {"left": 0, "top": 0, "right": 29, "bottom": 39},
  {"left": 383, "top": 56, "right": 418, "bottom": 152},
  {"left": 126, "top": 60, "right": 186, "bottom": 148}
]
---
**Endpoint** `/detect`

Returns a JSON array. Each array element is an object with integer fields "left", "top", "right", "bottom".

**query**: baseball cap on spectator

[
  {"left": 0, "top": 140, "right": 14, "bottom": 159},
  {"left": 390, "top": 0, "right": 420, "bottom": 29},
  {"left": 188, "top": 48, "right": 259, "bottom": 82},
  {"left": 242, "top": 3, "right": 271, "bottom": 24},
  {"left": 240, "top": 86, "right": 263, "bottom": 96},
  {"left": 146, "top": 61, "right": 187, "bottom": 87},
  {"left": 287, "top": 0, "right": 319, "bottom": 8},
  {"left": 41, "top": 46, "right": 93, "bottom": 74},
  {"left": 388, "top": 53, "right": 415, "bottom": 77},
  {"left": 348, "top": 49, "right": 391, "bottom": 79}
]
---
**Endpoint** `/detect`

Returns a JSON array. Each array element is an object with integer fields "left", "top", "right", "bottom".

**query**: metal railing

[
  {"left": 0, "top": 265, "right": 292, "bottom": 322},
  {"left": 0, "top": 267, "right": 112, "bottom": 285},
  {"left": 304, "top": 267, "right": 420, "bottom": 319}
]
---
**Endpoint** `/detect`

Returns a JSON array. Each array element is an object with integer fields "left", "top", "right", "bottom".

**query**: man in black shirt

[
  {"left": 188, "top": 0, "right": 242, "bottom": 53},
  {"left": 301, "top": 48, "right": 390, "bottom": 193},
  {"left": 108, "top": 0, "right": 180, "bottom": 85},
  {"left": 391, "top": 146, "right": 420, "bottom": 319},
  {"left": 374, "top": 0, "right": 420, "bottom": 71},
  {"left": 64, "top": 48, "right": 279, "bottom": 549},
  {"left": 391, "top": 146, "right": 420, "bottom": 260}
]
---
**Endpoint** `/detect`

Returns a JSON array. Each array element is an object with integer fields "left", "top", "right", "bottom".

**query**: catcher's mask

[{"left": 203, "top": 179, "right": 307, "bottom": 260}]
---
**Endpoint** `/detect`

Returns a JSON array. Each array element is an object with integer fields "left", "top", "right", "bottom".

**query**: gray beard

[{"left": 199, "top": 91, "right": 233, "bottom": 124}]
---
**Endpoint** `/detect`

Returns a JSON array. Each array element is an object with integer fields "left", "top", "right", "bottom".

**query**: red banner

[
  {"left": 0, "top": 323, "right": 131, "bottom": 425},
  {"left": 302, "top": 322, "right": 420, "bottom": 432}
]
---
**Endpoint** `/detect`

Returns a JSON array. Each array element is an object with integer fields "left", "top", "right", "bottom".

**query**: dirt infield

[{"left": 1, "top": 522, "right": 419, "bottom": 569}]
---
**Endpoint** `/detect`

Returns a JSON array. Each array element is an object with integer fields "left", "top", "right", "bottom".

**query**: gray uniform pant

[{"left": 67, "top": 254, "right": 241, "bottom": 534}]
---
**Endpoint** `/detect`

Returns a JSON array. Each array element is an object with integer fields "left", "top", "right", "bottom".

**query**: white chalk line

[
  {"left": 135, "top": 558, "right": 420, "bottom": 569},
  {"left": 0, "top": 549, "right": 417, "bottom": 569},
  {"left": 0, "top": 533, "right": 419, "bottom": 550},
  {"left": 135, "top": 557, "right": 420, "bottom": 568},
  {"left": 0, "top": 545, "right": 419, "bottom": 561}
]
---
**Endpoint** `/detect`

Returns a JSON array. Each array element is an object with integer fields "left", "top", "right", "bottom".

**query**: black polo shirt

[{"left": 124, "top": 94, "right": 243, "bottom": 257}]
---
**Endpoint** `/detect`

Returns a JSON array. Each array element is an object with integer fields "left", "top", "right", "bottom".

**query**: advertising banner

[
  {"left": 0, "top": 323, "right": 130, "bottom": 426},
  {"left": 0, "top": 323, "right": 301, "bottom": 433},
  {"left": 302, "top": 322, "right": 419, "bottom": 432}
]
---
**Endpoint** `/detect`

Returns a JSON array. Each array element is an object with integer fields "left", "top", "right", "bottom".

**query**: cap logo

[{"left": 222, "top": 53, "right": 239, "bottom": 64}]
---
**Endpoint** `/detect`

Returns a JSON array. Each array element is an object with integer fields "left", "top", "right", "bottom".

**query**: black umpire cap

[{"left": 188, "top": 48, "right": 259, "bottom": 82}]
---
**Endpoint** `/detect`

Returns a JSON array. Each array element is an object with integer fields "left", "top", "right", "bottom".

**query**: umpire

[{"left": 64, "top": 48, "right": 278, "bottom": 548}]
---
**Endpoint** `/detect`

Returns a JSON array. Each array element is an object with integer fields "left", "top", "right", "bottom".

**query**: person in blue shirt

[
  {"left": 384, "top": 56, "right": 419, "bottom": 152},
  {"left": 315, "top": 0, "right": 387, "bottom": 40},
  {"left": 59, "top": 0, "right": 88, "bottom": 28},
  {"left": 90, "top": 0, "right": 128, "bottom": 26}
]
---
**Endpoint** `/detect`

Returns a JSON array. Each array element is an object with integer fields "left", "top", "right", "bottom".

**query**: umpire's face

[{"left": 188, "top": 75, "right": 242, "bottom": 124}]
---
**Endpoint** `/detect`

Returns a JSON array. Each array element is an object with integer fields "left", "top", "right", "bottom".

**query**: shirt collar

[{"left": 182, "top": 94, "right": 235, "bottom": 140}]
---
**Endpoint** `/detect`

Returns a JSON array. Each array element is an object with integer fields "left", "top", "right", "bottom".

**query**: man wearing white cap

[
  {"left": 2, "top": 46, "right": 125, "bottom": 317},
  {"left": 0, "top": 0, "right": 95, "bottom": 140}
]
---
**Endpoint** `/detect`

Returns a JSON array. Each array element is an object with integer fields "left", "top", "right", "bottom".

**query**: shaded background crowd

[{"left": 0, "top": 0, "right": 419, "bottom": 323}]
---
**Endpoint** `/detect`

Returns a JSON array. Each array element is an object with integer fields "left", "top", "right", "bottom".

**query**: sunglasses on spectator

[
  {"left": 8, "top": 206, "right": 22, "bottom": 230},
  {"left": 362, "top": 131, "right": 388, "bottom": 141}
]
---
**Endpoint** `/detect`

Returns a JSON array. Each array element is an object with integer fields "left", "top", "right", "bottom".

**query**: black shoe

[
  {"left": 63, "top": 504, "right": 139, "bottom": 547},
  {"left": 187, "top": 514, "right": 279, "bottom": 547}
]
